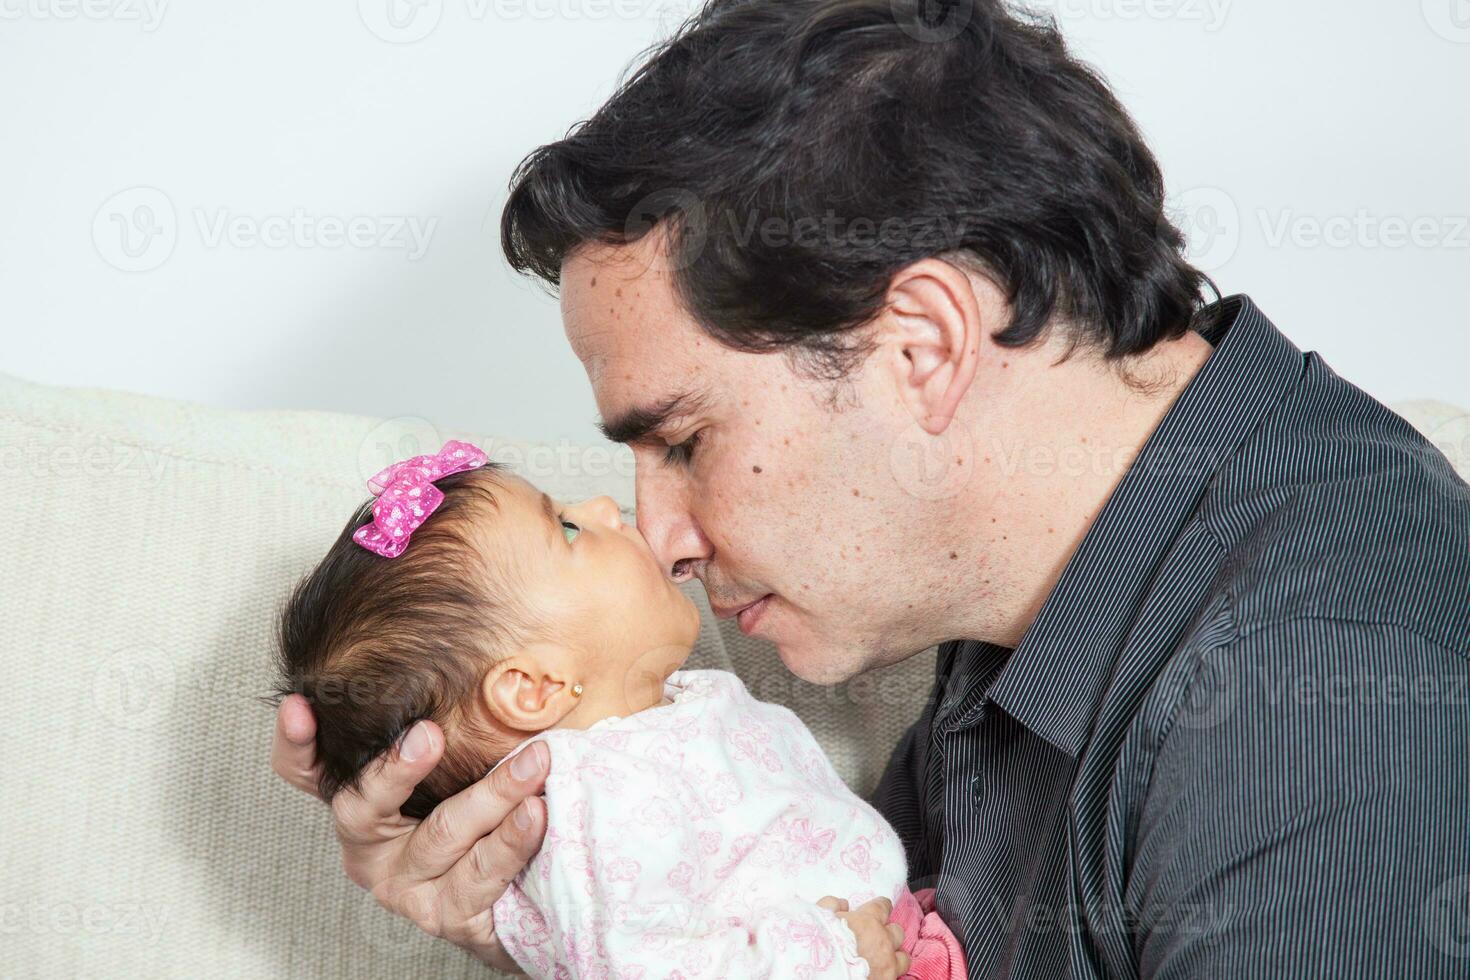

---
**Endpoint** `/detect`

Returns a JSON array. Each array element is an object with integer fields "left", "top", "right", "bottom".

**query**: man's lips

[{"left": 711, "top": 594, "right": 774, "bottom": 635}]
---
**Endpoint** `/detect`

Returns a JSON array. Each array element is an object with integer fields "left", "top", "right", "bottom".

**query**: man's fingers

[
  {"left": 402, "top": 740, "right": 550, "bottom": 879},
  {"left": 331, "top": 720, "right": 445, "bottom": 846},
  {"left": 887, "top": 921, "right": 906, "bottom": 948},
  {"left": 439, "top": 795, "right": 547, "bottom": 930},
  {"left": 816, "top": 896, "right": 850, "bottom": 913},
  {"left": 895, "top": 950, "right": 912, "bottom": 975},
  {"left": 361, "top": 721, "right": 446, "bottom": 819},
  {"left": 271, "top": 694, "right": 324, "bottom": 798}
]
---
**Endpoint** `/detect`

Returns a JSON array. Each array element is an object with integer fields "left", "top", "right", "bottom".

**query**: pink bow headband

[{"left": 352, "top": 439, "right": 490, "bottom": 558}]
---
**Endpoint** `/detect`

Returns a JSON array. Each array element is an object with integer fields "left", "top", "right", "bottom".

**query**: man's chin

[{"left": 771, "top": 636, "right": 862, "bottom": 687}]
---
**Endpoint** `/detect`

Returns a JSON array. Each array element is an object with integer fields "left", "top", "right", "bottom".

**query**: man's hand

[
  {"left": 272, "top": 693, "right": 548, "bottom": 971},
  {"left": 818, "top": 896, "right": 911, "bottom": 979}
]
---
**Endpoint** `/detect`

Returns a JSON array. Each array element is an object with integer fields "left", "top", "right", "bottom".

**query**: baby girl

[{"left": 274, "top": 440, "right": 966, "bottom": 979}]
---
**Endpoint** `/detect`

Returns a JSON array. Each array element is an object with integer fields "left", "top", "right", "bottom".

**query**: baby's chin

[{"left": 679, "top": 590, "right": 702, "bottom": 644}]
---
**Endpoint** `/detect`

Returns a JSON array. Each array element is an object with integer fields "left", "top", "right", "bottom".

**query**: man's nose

[{"left": 634, "top": 466, "right": 710, "bottom": 580}]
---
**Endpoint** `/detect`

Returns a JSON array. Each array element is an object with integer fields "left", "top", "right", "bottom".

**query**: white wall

[{"left": 2, "top": 0, "right": 1465, "bottom": 446}]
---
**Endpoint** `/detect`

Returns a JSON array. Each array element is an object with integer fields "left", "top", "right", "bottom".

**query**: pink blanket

[{"left": 889, "top": 884, "right": 968, "bottom": 979}]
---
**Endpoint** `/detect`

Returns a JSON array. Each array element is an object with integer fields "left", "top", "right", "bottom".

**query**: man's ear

[
  {"left": 479, "top": 643, "right": 579, "bottom": 732},
  {"left": 882, "top": 258, "right": 988, "bottom": 435}
]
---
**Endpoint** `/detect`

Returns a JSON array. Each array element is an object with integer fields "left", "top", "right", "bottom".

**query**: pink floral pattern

[{"left": 491, "top": 670, "right": 910, "bottom": 978}]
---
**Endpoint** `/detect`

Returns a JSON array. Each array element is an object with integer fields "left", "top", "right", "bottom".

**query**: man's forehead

[
  {"left": 562, "top": 253, "right": 659, "bottom": 364},
  {"left": 560, "top": 242, "right": 707, "bottom": 407}
]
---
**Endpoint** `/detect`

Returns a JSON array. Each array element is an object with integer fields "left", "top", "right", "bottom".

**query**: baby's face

[{"left": 475, "top": 473, "right": 700, "bottom": 676}]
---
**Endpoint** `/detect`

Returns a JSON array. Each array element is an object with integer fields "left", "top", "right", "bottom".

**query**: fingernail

[
  {"left": 513, "top": 801, "right": 532, "bottom": 830},
  {"left": 400, "top": 722, "right": 430, "bottom": 763},
  {"left": 511, "top": 741, "right": 546, "bottom": 781}
]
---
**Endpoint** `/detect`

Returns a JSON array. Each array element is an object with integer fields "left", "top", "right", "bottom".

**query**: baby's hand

[{"left": 817, "top": 896, "right": 910, "bottom": 979}]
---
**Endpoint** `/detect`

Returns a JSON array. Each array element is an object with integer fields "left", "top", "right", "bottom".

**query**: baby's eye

[{"left": 561, "top": 520, "right": 581, "bottom": 544}]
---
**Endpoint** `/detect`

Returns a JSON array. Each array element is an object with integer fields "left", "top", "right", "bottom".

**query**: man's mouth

[{"left": 712, "top": 594, "right": 774, "bottom": 636}]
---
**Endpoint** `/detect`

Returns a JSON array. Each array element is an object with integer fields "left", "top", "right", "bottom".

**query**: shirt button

[{"left": 969, "top": 773, "right": 983, "bottom": 803}]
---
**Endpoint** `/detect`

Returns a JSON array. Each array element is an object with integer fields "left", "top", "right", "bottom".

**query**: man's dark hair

[
  {"left": 501, "top": 0, "right": 1217, "bottom": 379},
  {"left": 270, "top": 465, "right": 534, "bottom": 819}
]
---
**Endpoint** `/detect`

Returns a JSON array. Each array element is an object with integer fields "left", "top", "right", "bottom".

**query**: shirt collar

[{"left": 939, "top": 294, "right": 1306, "bottom": 755}]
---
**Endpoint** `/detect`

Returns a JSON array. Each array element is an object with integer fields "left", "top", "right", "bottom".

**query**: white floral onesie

[{"left": 490, "top": 669, "right": 910, "bottom": 979}]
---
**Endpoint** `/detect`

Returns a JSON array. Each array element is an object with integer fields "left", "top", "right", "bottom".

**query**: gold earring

[{"left": 571, "top": 683, "right": 583, "bottom": 698}]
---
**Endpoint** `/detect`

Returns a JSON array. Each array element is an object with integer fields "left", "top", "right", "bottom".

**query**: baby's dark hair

[{"left": 272, "top": 463, "right": 538, "bottom": 819}]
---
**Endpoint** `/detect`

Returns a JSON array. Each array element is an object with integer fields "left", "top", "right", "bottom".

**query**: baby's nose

[{"left": 585, "top": 495, "right": 623, "bottom": 529}]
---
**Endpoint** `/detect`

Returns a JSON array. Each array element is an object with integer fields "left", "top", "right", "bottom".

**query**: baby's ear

[{"left": 480, "top": 643, "right": 578, "bottom": 731}]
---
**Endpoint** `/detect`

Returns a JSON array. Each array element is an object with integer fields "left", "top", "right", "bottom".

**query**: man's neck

[{"left": 945, "top": 328, "right": 1217, "bottom": 650}]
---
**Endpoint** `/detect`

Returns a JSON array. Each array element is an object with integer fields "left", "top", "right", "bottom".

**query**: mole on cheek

[{"left": 752, "top": 465, "right": 763, "bottom": 474}]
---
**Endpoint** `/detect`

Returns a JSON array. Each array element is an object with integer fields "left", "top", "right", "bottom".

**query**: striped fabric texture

[{"left": 870, "top": 295, "right": 1470, "bottom": 979}]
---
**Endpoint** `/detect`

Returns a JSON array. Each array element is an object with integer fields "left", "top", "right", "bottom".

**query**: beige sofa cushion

[
  {"left": 1, "top": 370, "right": 1463, "bottom": 978},
  {"left": 0, "top": 372, "right": 937, "bottom": 978}
]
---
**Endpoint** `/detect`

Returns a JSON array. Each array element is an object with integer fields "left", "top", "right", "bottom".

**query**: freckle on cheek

[{"left": 753, "top": 465, "right": 763, "bottom": 474}]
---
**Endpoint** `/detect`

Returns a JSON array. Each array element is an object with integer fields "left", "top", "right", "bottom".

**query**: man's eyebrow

[
  {"left": 539, "top": 491, "right": 558, "bottom": 529},
  {"left": 597, "top": 389, "right": 709, "bottom": 445}
]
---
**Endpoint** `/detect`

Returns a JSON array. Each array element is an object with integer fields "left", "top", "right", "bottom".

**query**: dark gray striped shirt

[{"left": 870, "top": 295, "right": 1470, "bottom": 979}]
